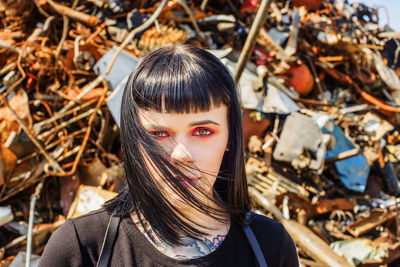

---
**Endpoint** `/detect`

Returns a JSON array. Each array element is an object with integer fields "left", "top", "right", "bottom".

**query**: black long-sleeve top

[{"left": 39, "top": 208, "right": 299, "bottom": 266}]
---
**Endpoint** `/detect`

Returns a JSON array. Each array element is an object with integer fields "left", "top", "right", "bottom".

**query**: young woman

[{"left": 39, "top": 44, "right": 299, "bottom": 266}]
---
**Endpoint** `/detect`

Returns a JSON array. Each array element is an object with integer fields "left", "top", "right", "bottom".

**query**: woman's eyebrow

[
  {"left": 144, "top": 120, "right": 220, "bottom": 130},
  {"left": 145, "top": 124, "right": 170, "bottom": 130},
  {"left": 189, "top": 120, "right": 220, "bottom": 127}
]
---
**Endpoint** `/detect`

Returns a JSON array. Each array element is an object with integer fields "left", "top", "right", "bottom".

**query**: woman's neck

[
  {"left": 130, "top": 206, "right": 231, "bottom": 260},
  {"left": 179, "top": 203, "right": 230, "bottom": 236}
]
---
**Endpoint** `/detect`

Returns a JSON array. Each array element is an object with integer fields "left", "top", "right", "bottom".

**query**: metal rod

[
  {"left": 56, "top": 74, "right": 103, "bottom": 115},
  {"left": 26, "top": 180, "right": 45, "bottom": 267},
  {"left": 45, "top": 0, "right": 101, "bottom": 27},
  {"left": 0, "top": 62, "right": 17, "bottom": 76},
  {"left": 394, "top": 196, "right": 400, "bottom": 237},
  {"left": 37, "top": 108, "right": 96, "bottom": 139},
  {"left": 325, "top": 148, "right": 359, "bottom": 164},
  {"left": 27, "top": 16, "right": 56, "bottom": 43},
  {"left": 56, "top": 146, "right": 80, "bottom": 162},
  {"left": 34, "top": 99, "right": 95, "bottom": 131},
  {"left": 45, "top": 128, "right": 87, "bottom": 150},
  {"left": 4, "top": 216, "right": 65, "bottom": 251},
  {"left": 233, "top": 0, "right": 272, "bottom": 84},
  {"left": 200, "top": 0, "right": 209, "bottom": 11},
  {"left": 55, "top": 15, "right": 69, "bottom": 60},
  {"left": 0, "top": 40, "right": 21, "bottom": 53},
  {"left": 306, "top": 56, "right": 327, "bottom": 103},
  {"left": 176, "top": 0, "right": 204, "bottom": 39}
]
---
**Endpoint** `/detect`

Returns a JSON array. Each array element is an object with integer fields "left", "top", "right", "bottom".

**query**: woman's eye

[
  {"left": 193, "top": 128, "right": 213, "bottom": 136},
  {"left": 149, "top": 131, "right": 169, "bottom": 138}
]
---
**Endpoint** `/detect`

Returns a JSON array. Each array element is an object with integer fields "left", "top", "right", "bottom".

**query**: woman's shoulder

[
  {"left": 248, "top": 212, "right": 293, "bottom": 246},
  {"left": 247, "top": 212, "right": 299, "bottom": 266},
  {"left": 39, "top": 208, "right": 111, "bottom": 267},
  {"left": 247, "top": 212, "right": 283, "bottom": 236},
  {"left": 68, "top": 208, "right": 111, "bottom": 233},
  {"left": 49, "top": 207, "right": 111, "bottom": 240},
  {"left": 61, "top": 208, "right": 113, "bottom": 251}
]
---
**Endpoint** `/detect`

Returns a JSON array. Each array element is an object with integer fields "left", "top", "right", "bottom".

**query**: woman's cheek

[{"left": 198, "top": 142, "right": 226, "bottom": 165}]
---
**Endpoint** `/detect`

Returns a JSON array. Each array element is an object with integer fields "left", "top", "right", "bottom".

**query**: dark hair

[{"left": 105, "top": 44, "right": 250, "bottom": 245}]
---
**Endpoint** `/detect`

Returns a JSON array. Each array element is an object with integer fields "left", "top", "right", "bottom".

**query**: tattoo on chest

[
  {"left": 132, "top": 214, "right": 227, "bottom": 259},
  {"left": 172, "top": 235, "right": 227, "bottom": 259}
]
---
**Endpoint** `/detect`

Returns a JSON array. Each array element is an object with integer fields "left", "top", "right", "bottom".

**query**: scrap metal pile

[{"left": 0, "top": 0, "right": 400, "bottom": 266}]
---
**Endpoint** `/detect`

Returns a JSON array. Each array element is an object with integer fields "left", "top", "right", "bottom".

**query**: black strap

[
  {"left": 96, "top": 214, "right": 121, "bottom": 267},
  {"left": 243, "top": 213, "right": 268, "bottom": 267}
]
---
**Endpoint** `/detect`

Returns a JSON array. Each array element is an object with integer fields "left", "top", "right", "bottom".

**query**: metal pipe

[
  {"left": 45, "top": 0, "right": 102, "bottom": 27},
  {"left": 27, "top": 16, "right": 56, "bottom": 43},
  {"left": 55, "top": 15, "right": 69, "bottom": 60},
  {"left": 26, "top": 180, "right": 45, "bottom": 267},
  {"left": 306, "top": 56, "right": 327, "bottom": 103},
  {"left": 0, "top": 62, "right": 17, "bottom": 76},
  {"left": 0, "top": 41, "right": 21, "bottom": 53},
  {"left": 200, "top": 0, "right": 209, "bottom": 11},
  {"left": 73, "top": 35, "right": 83, "bottom": 68},
  {"left": 233, "top": 0, "right": 273, "bottom": 84},
  {"left": 45, "top": 128, "right": 87, "bottom": 150},
  {"left": 37, "top": 108, "right": 96, "bottom": 139},
  {"left": 56, "top": 74, "right": 103, "bottom": 115},
  {"left": 176, "top": 0, "right": 204, "bottom": 39}
]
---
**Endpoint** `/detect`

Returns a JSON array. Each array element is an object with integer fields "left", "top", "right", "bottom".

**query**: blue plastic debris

[{"left": 314, "top": 115, "right": 370, "bottom": 192}]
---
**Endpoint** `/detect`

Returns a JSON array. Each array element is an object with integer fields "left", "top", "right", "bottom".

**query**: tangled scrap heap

[
  {"left": 243, "top": 1, "right": 400, "bottom": 266},
  {"left": 0, "top": 0, "right": 400, "bottom": 266}
]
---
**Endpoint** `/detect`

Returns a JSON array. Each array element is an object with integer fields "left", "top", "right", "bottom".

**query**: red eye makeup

[
  {"left": 147, "top": 127, "right": 216, "bottom": 140},
  {"left": 148, "top": 130, "right": 169, "bottom": 140},
  {"left": 192, "top": 127, "right": 215, "bottom": 137}
]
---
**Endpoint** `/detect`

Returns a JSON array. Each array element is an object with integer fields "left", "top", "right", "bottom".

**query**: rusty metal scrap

[
  {"left": 243, "top": 0, "right": 400, "bottom": 265},
  {"left": 347, "top": 210, "right": 398, "bottom": 238},
  {"left": 0, "top": 0, "right": 400, "bottom": 266},
  {"left": 136, "top": 25, "right": 189, "bottom": 57},
  {"left": 250, "top": 187, "right": 352, "bottom": 267}
]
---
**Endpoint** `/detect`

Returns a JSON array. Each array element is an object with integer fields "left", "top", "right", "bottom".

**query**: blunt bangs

[{"left": 130, "top": 45, "right": 234, "bottom": 113}]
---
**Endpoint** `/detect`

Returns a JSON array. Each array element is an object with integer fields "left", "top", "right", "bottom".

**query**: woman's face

[{"left": 138, "top": 104, "right": 229, "bottom": 207}]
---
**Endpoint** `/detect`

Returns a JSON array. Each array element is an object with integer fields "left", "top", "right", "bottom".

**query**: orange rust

[
  {"left": 378, "top": 149, "right": 385, "bottom": 168},
  {"left": 44, "top": 0, "right": 102, "bottom": 27},
  {"left": 86, "top": 23, "right": 106, "bottom": 44},
  {"left": 65, "top": 87, "right": 105, "bottom": 101},
  {"left": 314, "top": 198, "right": 355, "bottom": 215},
  {"left": 354, "top": 64, "right": 376, "bottom": 84},
  {"left": 351, "top": 80, "right": 400, "bottom": 113},
  {"left": 283, "top": 64, "right": 315, "bottom": 96},
  {"left": 293, "top": 0, "right": 322, "bottom": 10},
  {"left": 318, "top": 56, "right": 343, "bottom": 62},
  {"left": 317, "top": 62, "right": 400, "bottom": 113}
]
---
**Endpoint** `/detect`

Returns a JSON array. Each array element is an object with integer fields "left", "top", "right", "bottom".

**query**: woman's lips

[
  {"left": 185, "top": 176, "right": 200, "bottom": 180},
  {"left": 176, "top": 175, "right": 200, "bottom": 187}
]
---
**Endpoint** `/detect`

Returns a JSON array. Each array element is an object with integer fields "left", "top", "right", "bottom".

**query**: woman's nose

[{"left": 170, "top": 143, "right": 194, "bottom": 163}]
